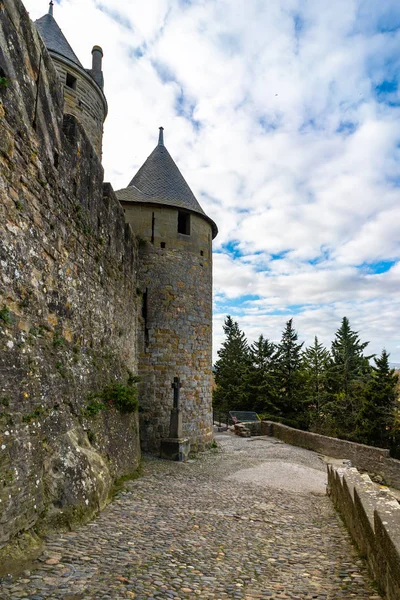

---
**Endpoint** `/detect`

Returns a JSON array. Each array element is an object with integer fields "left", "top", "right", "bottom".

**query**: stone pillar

[{"left": 160, "top": 377, "right": 190, "bottom": 462}]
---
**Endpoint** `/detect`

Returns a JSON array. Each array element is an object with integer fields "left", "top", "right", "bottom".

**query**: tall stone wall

[
  {"left": 123, "top": 204, "right": 214, "bottom": 453},
  {"left": 0, "top": 0, "right": 140, "bottom": 558}
]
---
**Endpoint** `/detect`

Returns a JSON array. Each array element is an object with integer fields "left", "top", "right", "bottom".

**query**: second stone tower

[{"left": 116, "top": 128, "right": 218, "bottom": 454}]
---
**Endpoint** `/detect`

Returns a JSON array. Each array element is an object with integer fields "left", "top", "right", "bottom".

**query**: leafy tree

[
  {"left": 246, "top": 335, "right": 278, "bottom": 415},
  {"left": 356, "top": 349, "right": 398, "bottom": 448},
  {"left": 213, "top": 316, "right": 250, "bottom": 412},
  {"left": 275, "top": 319, "right": 305, "bottom": 425},
  {"left": 303, "top": 336, "right": 330, "bottom": 428}
]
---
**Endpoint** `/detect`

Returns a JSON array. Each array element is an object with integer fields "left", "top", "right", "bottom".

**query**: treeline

[{"left": 213, "top": 316, "right": 400, "bottom": 455}]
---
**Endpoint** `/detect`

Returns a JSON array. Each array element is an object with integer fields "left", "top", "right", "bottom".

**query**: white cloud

[{"left": 24, "top": 0, "right": 400, "bottom": 362}]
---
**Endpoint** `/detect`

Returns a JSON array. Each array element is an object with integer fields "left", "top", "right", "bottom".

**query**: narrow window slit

[
  {"left": 142, "top": 289, "right": 149, "bottom": 343},
  {"left": 151, "top": 212, "right": 155, "bottom": 244},
  {"left": 66, "top": 72, "right": 77, "bottom": 90},
  {"left": 178, "top": 211, "right": 190, "bottom": 235}
]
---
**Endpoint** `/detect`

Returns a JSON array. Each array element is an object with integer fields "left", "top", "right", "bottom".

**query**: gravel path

[{"left": 0, "top": 432, "right": 382, "bottom": 600}]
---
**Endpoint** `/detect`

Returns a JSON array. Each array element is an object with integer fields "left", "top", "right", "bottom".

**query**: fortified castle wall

[{"left": 0, "top": 0, "right": 140, "bottom": 558}]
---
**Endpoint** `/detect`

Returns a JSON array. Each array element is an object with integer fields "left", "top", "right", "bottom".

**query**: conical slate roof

[
  {"left": 35, "top": 6, "right": 82, "bottom": 68},
  {"left": 116, "top": 128, "right": 218, "bottom": 238}
]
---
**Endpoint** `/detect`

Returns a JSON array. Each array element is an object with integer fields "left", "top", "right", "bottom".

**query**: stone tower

[
  {"left": 35, "top": 1, "right": 107, "bottom": 157},
  {"left": 116, "top": 128, "right": 218, "bottom": 453}
]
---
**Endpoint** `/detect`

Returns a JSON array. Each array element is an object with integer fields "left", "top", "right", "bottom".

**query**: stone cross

[
  {"left": 171, "top": 376, "right": 182, "bottom": 410},
  {"left": 170, "top": 377, "right": 182, "bottom": 438}
]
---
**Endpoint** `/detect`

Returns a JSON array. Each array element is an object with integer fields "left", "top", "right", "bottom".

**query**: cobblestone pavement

[{"left": 0, "top": 433, "right": 383, "bottom": 600}]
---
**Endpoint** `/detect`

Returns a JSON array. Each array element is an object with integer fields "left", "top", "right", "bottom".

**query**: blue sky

[{"left": 26, "top": 0, "right": 400, "bottom": 363}]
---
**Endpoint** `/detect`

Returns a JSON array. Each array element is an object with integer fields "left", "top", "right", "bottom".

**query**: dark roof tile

[{"left": 35, "top": 13, "right": 82, "bottom": 68}]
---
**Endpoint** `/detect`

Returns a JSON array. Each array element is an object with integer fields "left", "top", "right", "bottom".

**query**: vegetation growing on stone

[
  {"left": 0, "top": 396, "right": 10, "bottom": 408},
  {"left": 22, "top": 407, "right": 46, "bottom": 423},
  {"left": 85, "top": 379, "right": 139, "bottom": 416},
  {"left": 84, "top": 399, "right": 106, "bottom": 416},
  {"left": 55, "top": 361, "right": 67, "bottom": 378},
  {"left": 213, "top": 315, "right": 400, "bottom": 457},
  {"left": 53, "top": 333, "right": 65, "bottom": 347},
  {"left": 0, "top": 305, "right": 12, "bottom": 324}
]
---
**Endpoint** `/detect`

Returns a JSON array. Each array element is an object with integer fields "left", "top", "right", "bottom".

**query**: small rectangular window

[
  {"left": 178, "top": 212, "right": 190, "bottom": 235},
  {"left": 66, "top": 72, "right": 77, "bottom": 90},
  {"left": 160, "top": 242, "right": 166, "bottom": 249}
]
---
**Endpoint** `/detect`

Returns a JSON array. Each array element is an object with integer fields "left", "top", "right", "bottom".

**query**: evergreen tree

[
  {"left": 246, "top": 335, "right": 278, "bottom": 415},
  {"left": 330, "top": 317, "right": 371, "bottom": 396},
  {"left": 302, "top": 336, "right": 330, "bottom": 428},
  {"left": 326, "top": 317, "right": 373, "bottom": 437},
  {"left": 356, "top": 349, "right": 398, "bottom": 448},
  {"left": 213, "top": 316, "right": 250, "bottom": 412},
  {"left": 275, "top": 319, "right": 305, "bottom": 425}
]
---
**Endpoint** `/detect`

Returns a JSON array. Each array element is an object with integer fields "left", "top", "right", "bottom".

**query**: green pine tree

[
  {"left": 356, "top": 349, "right": 398, "bottom": 448},
  {"left": 246, "top": 335, "right": 278, "bottom": 416},
  {"left": 213, "top": 316, "right": 250, "bottom": 413},
  {"left": 326, "top": 317, "right": 373, "bottom": 438},
  {"left": 302, "top": 336, "right": 330, "bottom": 429},
  {"left": 275, "top": 319, "right": 305, "bottom": 426}
]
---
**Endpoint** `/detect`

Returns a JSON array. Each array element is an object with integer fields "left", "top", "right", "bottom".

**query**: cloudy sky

[{"left": 26, "top": 0, "right": 400, "bottom": 363}]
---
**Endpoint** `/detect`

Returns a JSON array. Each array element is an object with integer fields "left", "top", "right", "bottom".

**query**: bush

[
  {"left": 84, "top": 379, "right": 139, "bottom": 417},
  {"left": 101, "top": 383, "right": 138, "bottom": 413}
]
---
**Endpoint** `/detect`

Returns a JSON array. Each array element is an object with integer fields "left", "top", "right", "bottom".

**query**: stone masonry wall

[
  {"left": 52, "top": 57, "right": 107, "bottom": 157},
  {"left": 138, "top": 241, "right": 214, "bottom": 453},
  {"left": 122, "top": 205, "right": 214, "bottom": 454},
  {"left": 0, "top": 0, "right": 140, "bottom": 557},
  {"left": 262, "top": 421, "right": 400, "bottom": 489},
  {"left": 328, "top": 465, "right": 400, "bottom": 600}
]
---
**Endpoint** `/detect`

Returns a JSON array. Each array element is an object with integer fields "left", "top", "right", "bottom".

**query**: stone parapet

[
  {"left": 262, "top": 421, "right": 400, "bottom": 489},
  {"left": 328, "top": 465, "right": 400, "bottom": 600}
]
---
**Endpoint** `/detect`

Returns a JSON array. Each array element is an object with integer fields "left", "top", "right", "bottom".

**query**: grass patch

[{"left": 111, "top": 464, "right": 142, "bottom": 499}]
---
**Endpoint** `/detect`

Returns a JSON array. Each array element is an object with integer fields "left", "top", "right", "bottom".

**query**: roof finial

[
  {"left": 49, "top": 1, "right": 54, "bottom": 16},
  {"left": 158, "top": 126, "right": 164, "bottom": 146}
]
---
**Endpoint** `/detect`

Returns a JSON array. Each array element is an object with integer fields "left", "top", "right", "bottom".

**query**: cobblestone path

[{"left": 0, "top": 433, "right": 383, "bottom": 600}]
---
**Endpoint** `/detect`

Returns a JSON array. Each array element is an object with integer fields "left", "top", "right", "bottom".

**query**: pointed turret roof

[
  {"left": 35, "top": 2, "right": 83, "bottom": 68},
  {"left": 116, "top": 128, "right": 218, "bottom": 238}
]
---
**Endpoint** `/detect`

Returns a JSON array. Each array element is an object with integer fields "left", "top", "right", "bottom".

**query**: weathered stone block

[{"left": 160, "top": 438, "right": 190, "bottom": 462}]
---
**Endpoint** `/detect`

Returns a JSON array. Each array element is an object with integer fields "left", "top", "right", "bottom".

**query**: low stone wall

[
  {"left": 261, "top": 421, "right": 400, "bottom": 489},
  {"left": 328, "top": 465, "right": 400, "bottom": 600}
]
